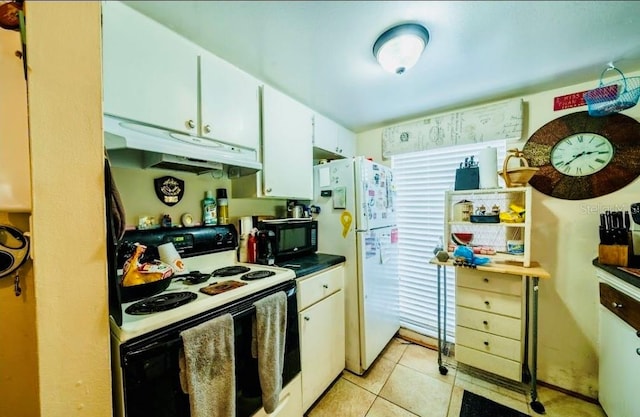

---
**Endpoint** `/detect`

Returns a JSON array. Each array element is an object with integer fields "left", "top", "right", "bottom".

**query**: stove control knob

[
  {"left": 225, "top": 232, "right": 234, "bottom": 242},
  {"left": 214, "top": 234, "right": 223, "bottom": 243}
]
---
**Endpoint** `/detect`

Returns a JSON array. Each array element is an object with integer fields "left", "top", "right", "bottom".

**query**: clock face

[
  {"left": 522, "top": 111, "right": 640, "bottom": 200},
  {"left": 550, "top": 133, "right": 614, "bottom": 177}
]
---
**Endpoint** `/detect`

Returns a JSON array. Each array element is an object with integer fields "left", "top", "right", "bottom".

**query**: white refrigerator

[{"left": 314, "top": 156, "right": 399, "bottom": 375}]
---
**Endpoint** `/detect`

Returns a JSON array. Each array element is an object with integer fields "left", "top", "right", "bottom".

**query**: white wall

[
  {"left": 27, "top": 3, "right": 112, "bottom": 416},
  {"left": 357, "top": 69, "right": 640, "bottom": 398}
]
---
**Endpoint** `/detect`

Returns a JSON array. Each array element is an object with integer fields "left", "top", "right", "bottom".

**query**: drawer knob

[
  {"left": 483, "top": 341, "right": 489, "bottom": 346},
  {"left": 482, "top": 320, "right": 488, "bottom": 326},
  {"left": 304, "top": 316, "right": 310, "bottom": 321},
  {"left": 484, "top": 301, "right": 490, "bottom": 307},
  {"left": 185, "top": 119, "right": 196, "bottom": 129},
  {"left": 637, "top": 330, "right": 640, "bottom": 338},
  {"left": 322, "top": 284, "right": 329, "bottom": 289},
  {"left": 612, "top": 301, "right": 623, "bottom": 309},
  {"left": 637, "top": 348, "right": 640, "bottom": 356},
  {"left": 483, "top": 278, "right": 489, "bottom": 283}
]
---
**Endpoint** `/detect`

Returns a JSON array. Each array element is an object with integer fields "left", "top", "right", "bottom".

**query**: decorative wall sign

[
  {"left": 553, "top": 85, "right": 618, "bottom": 111},
  {"left": 382, "top": 98, "right": 523, "bottom": 158},
  {"left": 154, "top": 176, "right": 184, "bottom": 206}
]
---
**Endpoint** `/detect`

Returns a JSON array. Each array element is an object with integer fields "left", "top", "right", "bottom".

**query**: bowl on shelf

[
  {"left": 498, "top": 167, "right": 539, "bottom": 188},
  {"left": 451, "top": 232, "right": 473, "bottom": 246},
  {"left": 498, "top": 149, "right": 539, "bottom": 187}
]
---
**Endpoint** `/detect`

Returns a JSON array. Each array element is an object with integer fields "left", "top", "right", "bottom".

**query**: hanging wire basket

[{"left": 583, "top": 66, "right": 640, "bottom": 116}]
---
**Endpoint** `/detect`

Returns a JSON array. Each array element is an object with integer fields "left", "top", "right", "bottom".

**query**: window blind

[{"left": 392, "top": 140, "right": 507, "bottom": 340}]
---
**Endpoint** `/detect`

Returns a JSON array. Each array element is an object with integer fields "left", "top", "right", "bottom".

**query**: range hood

[{"left": 104, "top": 115, "right": 262, "bottom": 176}]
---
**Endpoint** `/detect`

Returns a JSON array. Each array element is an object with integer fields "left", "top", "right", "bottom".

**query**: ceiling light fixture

[{"left": 373, "top": 23, "right": 430, "bottom": 75}]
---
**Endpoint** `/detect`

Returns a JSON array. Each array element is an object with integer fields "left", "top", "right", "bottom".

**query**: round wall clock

[{"left": 522, "top": 111, "right": 640, "bottom": 200}]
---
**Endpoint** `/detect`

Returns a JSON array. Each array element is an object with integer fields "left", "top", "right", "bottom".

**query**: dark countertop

[
  {"left": 593, "top": 258, "right": 640, "bottom": 290},
  {"left": 276, "top": 253, "right": 346, "bottom": 279}
]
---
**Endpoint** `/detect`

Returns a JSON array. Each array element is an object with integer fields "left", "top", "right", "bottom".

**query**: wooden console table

[{"left": 430, "top": 258, "right": 550, "bottom": 414}]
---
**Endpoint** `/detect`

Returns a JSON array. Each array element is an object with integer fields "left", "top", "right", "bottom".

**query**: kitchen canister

[{"left": 453, "top": 200, "right": 473, "bottom": 222}]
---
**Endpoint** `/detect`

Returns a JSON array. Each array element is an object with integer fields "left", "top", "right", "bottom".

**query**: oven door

[{"left": 114, "top": 280, "right": 300, "bottom": 417}]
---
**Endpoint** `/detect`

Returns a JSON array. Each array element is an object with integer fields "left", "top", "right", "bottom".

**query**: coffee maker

[{"left": 256, "top": 230, "right": 276, "bottom": 265}]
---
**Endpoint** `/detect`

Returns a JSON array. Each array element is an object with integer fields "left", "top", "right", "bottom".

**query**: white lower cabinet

[
  {"left": 251, "top": 373, "right": 302, "bottom": 417},
  {"left": 297, "top": 265, "right": 345, "bottom": 411},
  {"left": 597, "top": 275, "right": 640, "bottom": 417},
  {"left": 455, "top": 268, "right": 524, "bottom": 381}
]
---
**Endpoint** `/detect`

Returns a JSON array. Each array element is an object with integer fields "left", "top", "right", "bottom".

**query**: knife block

[
  {"left": 598, "top": 244, "right": 630, "bottom": 267},
  {"left": 454, "top": 168, "right": 479, "bottom": 191}
]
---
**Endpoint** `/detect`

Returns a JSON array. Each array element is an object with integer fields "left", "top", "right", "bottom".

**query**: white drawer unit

[
  {"left": 297, "top": 266, "right": 343, "bottom": 311},
  {"left": 296, "top": 264, "right": 345, "bottom": 412},
  {"left": 456, "top": 286, "right": 522, "bottom": 318},
  {"left": 454, "top": 268, "right": 524, "bottom": 381},
  {"left": 456, "top": 306, "right": 522, "bottom": 340},
  {"left": 456, "top": 270, "right": 523, "bottom": 296}
]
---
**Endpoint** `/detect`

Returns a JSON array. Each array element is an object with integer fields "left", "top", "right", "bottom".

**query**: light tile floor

[{"left": 306, "top": 337, "right": 607, "bottom": 417}]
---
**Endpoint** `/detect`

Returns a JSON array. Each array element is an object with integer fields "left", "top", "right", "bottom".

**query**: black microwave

[{"left": 258, "top": 220, "right": 318, "bottom": 262}]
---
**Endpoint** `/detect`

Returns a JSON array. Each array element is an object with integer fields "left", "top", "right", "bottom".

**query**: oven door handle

[{"left": 123, "top": 337, "right": 183, "bottom": 363}]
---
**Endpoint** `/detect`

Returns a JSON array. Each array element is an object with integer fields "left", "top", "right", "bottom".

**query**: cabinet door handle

[
  {"left": 185, "top": 119, "right": 196, "bottom": 129},
  {"left": 637, "top": 330, "right": 640, "bottom": 338},
  {"left": 484, "top": 301, "right": 490, "bottom": 307},
  {"left": 637, "top": 348, "right": 640, "bottom": 356},
  {"left": 482, "top": 320, "right": 488, "bottom": 326},
  {"left": 483, "top": 341, "right": 489, "bottom": 346},
  {"left": 483, "top": 278, "right": 489, "bottom": 283},
  {"left": 265, "top": 188, "right": 272, "bottom": 193},
  {"left": 304, "top": 316, "right": 310, "bottom": 321},
  {"left": 322, "top": 284, "right": 329, "bottom": 289},
  {"left": 203, "top": 124, "right": 211, "bottom": 134},
  {"left": 612, "top": 301, "right": 623, "bottom": 309}
]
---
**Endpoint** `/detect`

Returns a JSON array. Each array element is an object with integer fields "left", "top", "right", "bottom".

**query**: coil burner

[
  {"left": 125, "top": 291, "right": 197, "bottom": 315},
  {"left": 241, "top": 270, "right": 276, "bottom": 281}
]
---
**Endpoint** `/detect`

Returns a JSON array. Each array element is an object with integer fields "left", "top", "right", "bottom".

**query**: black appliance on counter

[{"left": 257, "top": 219, "right": 318, "bottom": 263}]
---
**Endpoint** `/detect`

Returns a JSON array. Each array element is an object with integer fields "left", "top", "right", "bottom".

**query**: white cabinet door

[
  {"left": 102, "top": 1, "right": 198, "bottom": 134},
  {"left": 337, "top": 124, "right": 356, "bottom": 158},
  {"left": 313, "top": 113, "right": 338, "bottom": 154},
  {"left": 262, "top": 85, "right": 313, "bottom": 199},
  {"left": 299, "top": 289, "right": 345, "bottom": 411},
  {"left": 199, "top": 52, "right": 260, "bottom": 151},
  {"left": 0, "top": 29, "right": 30, "bottom": 212},
  {"left": 313, "top": 113, "right": 356, "bottom": 158},
  {"left": 599, "top": 307, "right": 640, "bottom": 417}
]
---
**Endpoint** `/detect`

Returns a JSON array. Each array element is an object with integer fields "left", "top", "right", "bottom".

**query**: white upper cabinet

[
  {"left": 102, "top": 1, "right": 198, "bottom": 134},
  {"left": 0, "top": 29, "right": 30, "bottom": 212},
  {"left": 102, "top": 2, "right": 260, "bottom": 151},
  {"left": 198, "top": 52, "right": 260, "bottom": 150},
  {"left": 336, "top": 124, "right": 356, "bottom": 158},
  {"left": 261, "top": 85, "right": 313, "bottom": 199},
  {"left": 313, "top": 113, "right": 356, "bottom": 158}
]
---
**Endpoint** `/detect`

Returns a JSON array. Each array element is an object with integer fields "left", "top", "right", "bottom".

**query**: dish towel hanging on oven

[
  {"left": 252, "top": 291, "right": 287, "bottom": 413},
  {"left": 179, "top": 313, "right": 235, "bottom": 417}
]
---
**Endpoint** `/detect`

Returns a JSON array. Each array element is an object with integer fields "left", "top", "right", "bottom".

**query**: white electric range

[
  {"left": 109, "top": 225, "right": 301, "bottom": 417},
  {"left": 109, "top": 225, "right": 296, "bottom": 343}
]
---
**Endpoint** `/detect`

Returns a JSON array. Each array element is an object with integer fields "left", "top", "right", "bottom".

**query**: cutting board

[{"left": 199, "top": 280, "right": 247, "bottom": 296}]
